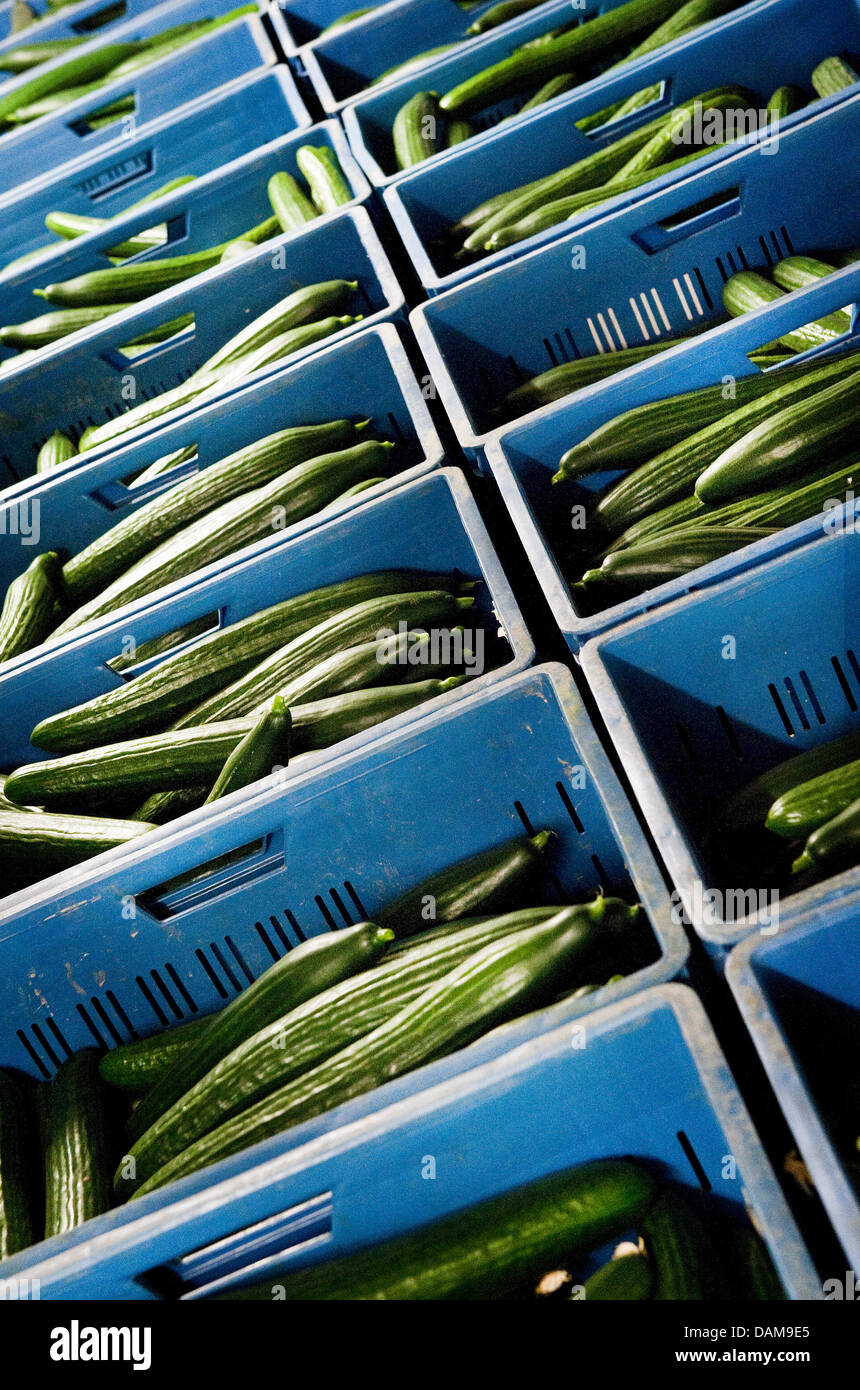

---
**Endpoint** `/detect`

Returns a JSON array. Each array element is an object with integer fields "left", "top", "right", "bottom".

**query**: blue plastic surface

[
  {"left": 298, "top": 0, "right": 575, "bottom": 115},
  {"left": 0, "top": 10, "right": 278, "bottom": 197},
  {"left": 0, "top": 324, "right": 443, "bottom": 594},
  {"left": 0, "top": 207, "right": 405, "bottom": 490},
  {"left": 412, "top": 96, "right": 860, "bottom": 458},
  {"left": 376, "top": 0, "right": 860, "bottom": 291},
  {"left": 482, "top": 264, "right": 860, "bottom": 650},
  {"left": 0, "top": 467, "right": 532, "bottom": 763},
  {"left": 0, "top": 121, "right": 370, "bottom": 350},
  {"left": 0, "top": 0, "right": 187, "bottom": 62},
  {"left": 0, "top": 67, "right": 310, "bottom": 273},
  {"left": 728, "top": 904, "right": 860, "bottom": 1271},
  {"left": 580, "top": 520, "right": 860, "bottom": 952},
  {"left": 268, "top": 0, "right": 381, "bottom": 54},
  {"left": 0, "top": 981, "right": 820, "bottom": 1299}
]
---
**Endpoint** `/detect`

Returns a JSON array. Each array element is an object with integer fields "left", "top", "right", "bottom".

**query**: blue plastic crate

[
  {"left": 267, "top": 0, "right": 384, "bottom": 54},
  {"left": 411, "top": 97, "right": 860, "bottom": 459},
  {"left": 0, "top": 467, "right": 532, "bottom": 764},
  {"left": 0, "top": 980, "right": 821, "bottom": 1299},
  {"left": 0, "top": 9, "right": 278, "bottom": 197},
  {"left": 0, "top": 122, "right": 370, "bottom": 351},
  {"left": 0, "top": 324, "right": 444, "bottom": 595},
  {"left": 377, "top": 0, "right": 860, "bottom": 292},
  {"left": 0, "top": 0, "right": 190, "bottom": 62},
  {"left": 482, "top": 265, "right": 860, "bottom": 650},
  {"left": 0, "top": 207, "right": 405, "bottom": 491},
  {"left": 727, "top": 903, "right": 860, "bottom": 1272},
  {"left": 0, "top": 67, "right": 311, "bottom": 273},
  {"left": 297, "top": 0, "right": 576, "bottom": 115},
  {"left": 579, "top": 520, "right": 860, "bottom": 954}
]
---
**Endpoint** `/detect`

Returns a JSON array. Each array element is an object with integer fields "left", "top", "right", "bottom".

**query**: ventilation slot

[
  {"left": 105, "top": 990, "right": 137, "bottom": 1040},
  {"left": 344, "top": 880, "right": 368, "bottom": 920},
  {"left": 780, "top": 224, "right": 795, "bottom": 257},
  {"left": 783, "top": 676, "right": 811, "bottom": 732},
  {"left": 590, "top": 853, "right": 610, "bottom": 887},
  {"left": 767, "top": 683, "right": 795, "bottom": 737},
  {"left": 513, "top": 799, "right": 535, "bottom": 836},
  {"left": 556, "top": 781, "right": 584, "bottom": 833},
  {"left": 193, "top": 951, "right": 229, "bottom": 1000},
  {"left": 314, "top": 896, "right": 338, "bottom": 931},
  {"left": 149, "top": 969, "right": 184, "bottom": 1020},
  {"left": 77, "top": 1002, "right": 109, "bottom": 1047},
  {"left": 832, "top": 655, "right": 858, "bottom": 712},
  {"left": 675, "top": 721, "right": 703, "bottom": 771},
  {"left": 255, "top": 921, "right": 282, "bottom": 962},
  {"left": 327, "top": 888, "right": 354, "bottom": 927},
  {"left": 16, "top": 1029, "right": 52, "bottom": 1079},
  {"left": 164, "top": 963, "right": 198, "bottom": 1011},
  {"left": 136, "top": 975, "right": 171, "bottom": 1026},
  {"left": 208, "top": 942, "right": 242, "bottom": 994},
  {"left": 735, "top": 244, "right": 751, "bottom": 270},
  {"left": 676, "top": 1130, "right": 711, "bottom": 1190},
  {"left": 223, "top": 937, "right": 254, "bottom": 985},
  {"left": 715, "top": 705, "right": 743, "bottom": 759},
  {"left": 799, "top": 670, "right": 825, "bottom": 724}
]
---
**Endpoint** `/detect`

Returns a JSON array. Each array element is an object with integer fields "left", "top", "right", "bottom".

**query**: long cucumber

[
  {"left": 501, "top": 340, "right": 687, "bottom": 415},
  {"left": 765, "top": 759, "right": 860, "bottom": 839},
  {"left": 0, "top": 807, "right": 155, "bottom": 870},
  {"left": 43, "top": 1051, "right": 113, "bottom": 1238},
  {"left": 99, "top": 1016, "right": 213, "bottom": 1094},
  {"left": 295, "top": 146, "right": 353, "bottom": 212},
  {"left": 0, "top": 552, "right": 61, "bottom": 664},
  {"left": 579, "top": 527, "right": 776, "bottom": 591},
  {"left": 724, "top": 732, "right": 860, "bottom": 830},
  {"left": 0, "top": 1070, "right": 37, "bottom": 1258},
  {"left": 204, "top": 696, "right": 291, "bottom": 803},
  {"left": 722, "top": 270, "right": 851, "bottom": 351},
  {"left": 791, "top": 798, "right": 860, "bottom": 876}
]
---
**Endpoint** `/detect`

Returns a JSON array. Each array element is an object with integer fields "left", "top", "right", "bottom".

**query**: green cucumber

[
  {"left": 501, "top": 340, "right": 687, "bottom": 415},
  {"left": 32, "top": 571, "right": 463, "bottom": 751},
  {"left": 791, "top": 797, "right": 860, "bottom": 876},
  {"left": 0, "top": 42, "right": 146, "bottom": 126},
  {"left": 266, "top": 171, "right": 317, "bottom": 232},
  {"left": 0, "top": 37, "right": 88, "bottom": 72},
  {"left": 376, "top": 832, "right": 555, "bottom": 938},
  {"left": 765, "top": 85, "right": 807, "bottom": 119},
  {"left": 374, "top": 44, "right": 458, "bottom": 86},
  {"left": 61, "top": 420, "right": 358, "bottom": 603},
  {"left": 56, "top": 440, "right": 394, "bottom": 633},
  {"left": 722, "top": 269, "right": 851, "bottom": 350},
  {"left": 607, "top": 87, "right": 746, "bottom": 184},
  {"left": 171, "top": 587, "right": 467, "bottom": 728},
  {"left": 43, "top": 1050, "right": 112, "bottom": 1238},
  {"left": 198, "top": 279, "right": 356, "bottom": 377},
  {"left": 603, "top": 495, "right": 707, "bottom": 552},
  {"left": 322, "top": 476, "right": 385, "bottom": 509},
  {"left": 0, "top": 552, "right": 61, "bottom": 664},
  {"left": 725, "top": 732, "right": 860, "bottom": 831},
  {"left": 445, "top": 117, "right": 474, "bottom": 146},
  {"left": 555, "top": 355, "right": 855, "bottom": 482},
  {"left": 582, "top": 1251, "right": 653, "bottom": 1300},
  {"left": 131, "top": 785, "right": 209, "bottom": 824},
  {"left": 811, "top": 56, "right": 860, "bottom": 98},
  {"left": 467, "top": 0, "right": 543, "bottom": 35},
  {"left": 695, "top": 365, "right": 860, "bottom": 504},
  {"left": 295, "top": 146, "right": 353, "bottom": 212},
  {"left": 44, "top": 211, "right": 167, "bottom": 258},
  {"left": 516, "top": 72, "right": 576, "bottom": 115},
  {"left": 440, "top": 0, "right": 681, "bottom": 115},
  {"left": 99, "top": 1017, "right": 213, "bottom": 1093},
  {"left": 765, "top": 758, "right": 860, "bottom": 839},
  {"left": 594, "top": 351, "right": 860, "bottom": 530},
  {"left": 133, "top": 905, "right": 648, "bottom": 1196},
  {"left": 36, "top": 244, "right": 228, "bottom": 308},
  {"left": 0, "top": 1070, "right": 37, "bottom": 1258},
  {"left": 124, "top": 907, "right": 567, "bottom": 1187},
  {"left": 393, "top": 91, "right": 440, "bottom": 171},
  {"left": 204, "top": 696, "right": 291, "bottom": 803},
  {"left": 319, "top": 8, "right": 374, "bottom": 34},
  {"left": 772, "top": 254, "right": 841, "bottom": 295},
  {"left": 723, "top": 1222, "right": 786, "bottom": 1300},
  {"left": 580, "top": 526, "right": 775, "bottom": 590},
  {"left": 221, "top": 1159, "right": 657, "bottom": 1299},
  {"left": 1, "top": 303, "right": 134, "bottom": 349},
  {"left": 0, "top": 806, "right": 154, "bottom": 870},
  {"left": 642, "top": 1187, "right": 726, "bottom": 1299},
  {"left": 123, "top": 921, "right": 395, "bottom": 1149},
  {"left": 220, "top": 240, "right": 257, "bottom": 265}
]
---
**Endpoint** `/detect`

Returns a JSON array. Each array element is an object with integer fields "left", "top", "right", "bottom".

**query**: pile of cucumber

[
  {"left": 0, "top": 832, "right": 653, "bottom": 1256},
  {"left": 725, "top": 733, "right": 860, "bottom": 888},
  {"left": 436, "top": 55, "right": 857, "bottom": 263},
  {"left": 0, "top": 146, "right": 353, "bottom": 361},
  {"left": 0, "top": 7, "right": 257, "bottom": 134},
  {"left": 547, "top": 345, "right": 860, "bottom": 601},
  {"left": 221, "top": 1168, "right": 785, "bottom": 1300},
  {"left": 0, "top": 569, "right": 494, "bottom": 885}
]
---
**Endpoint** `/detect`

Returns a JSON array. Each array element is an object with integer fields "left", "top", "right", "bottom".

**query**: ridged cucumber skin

[
  {"left": 722, "top": 270, "right": 850, "bottom": 350},
  {"left": 772, "top": 255, "right": 841, "bottom": 295},
  {"left": 295, "top": 146, "right": 353, "bottom": 212},
  {"left": 376, "top": 832, "right": 555, "bottom": 938},
  {"left": 609, "top": 87, "right": 748, "bottom": 184},
  {"left": 642, "top": 1188, "right": 725, "bottom": 1299},
  {"left": 131, "top": 784, "right": 209, "bottom": 824},
  {"left": 556, "top": 372, "right": 793, "bottom": 481},
  {"left": 43, "top": 1050, "right": 112, "bottom": 1239},
  {"left": 266, "top": 172, "right": 317, "bottom": 233},
  {"left": 765, "top": 84, "right": 807, "bottom": 119},
  {"left": 0, "top": 38, "right": 89, "bottom": 73},
  {"left": 123, "top": 922, "right": 395, "bottom": 1151},
  {"left": 446, "top": 118, "right": 474, "bottom": 146},
  {"left": 0, "top": 304, "right": 132, "bottom": 348},
  {"left": 581, "top": 527, "right": 774, "bottom": 590},
  {"left": 440, "top": 0, "right": 681, "bottom": 115},
  {"left": 99, "top": 1017, "right": 212, "bottom": 1093},
  {"left": 44, "top": 210, "right": 166, "bottom": 257},
  {"left": 173, "top": 587, "right": 465, "bottom": 727},
  {"left": 725, "top": 732, "right": 860, "bottom": 830},
  {"left": 125, "top": 910, "right": 556, "bottom": 1186},
  {"left": 792, "top": 797, "right": 860, "bottom": 876},
  {"left": 15, "top": 676, "right": 468, "bottom": 805},
  {"left": 223, "top": 1160, "right": 656, "bottom": 1300},
  {"left": 200, "top": 280, "right": 356, "bottom": 377},
  {"left": 0, "top": 552, "right": 60, "bottom": 664},
  {"left": 31, "top": 572, "right": 462, "bottom": 752},
  {"left": 811, "top": 56, "right": 860, "bottom": 98},
  {"left": 0, "top": 1069, "right": 38, "bottom": 1259},
  {"left": 595, "top": 352, "right": 860, "bottom": 530},
  {"left": 133, "top": 904, "right": 643, "bottom": 1197},
  {"left": 696, "top": 366, "right": 860, "bottom": 504},
  {"left": 581, "top": 1251, "right": 653, "bottom": 1300},
  {"left": 503, "top": 340, "right": 687, "bottom": 416},
  {"left": 393, "top": 92, "right": 439, "bottom": 171},
  {"left": 37, "top": 245, "right": 227, "bottom": 308},
  {"left": 56, "top": 440, "right": 394, "bottom": 635},
  {"left": 204, "top": 696, "right": 291, "bottom": 804},
  {"left": 0, "top": 807, "right": 155, "bottom": 869},
  {"left": 61, "top": 420, "right": 358, "bottom": 603},
  {"left": 36, "top": 430, "right": 77, "bottom": 472},
  {"left": 467, "top": 0, "right": 543, "bottom": 35},
  {"left": 0, "top": 43, "right": 145, "bottom": 125},
  {"left": 765, "top": 758, "right": 860, "bottom": 839}
]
